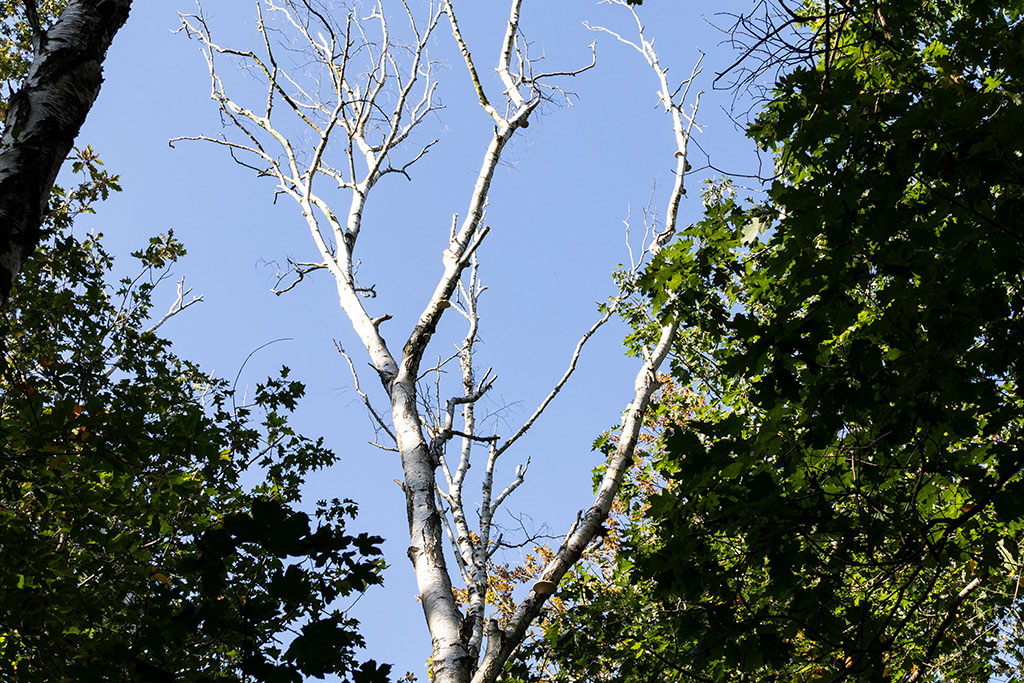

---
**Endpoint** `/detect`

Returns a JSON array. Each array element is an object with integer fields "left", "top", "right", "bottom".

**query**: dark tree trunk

[{"left": 0, "top": 0, "right": 132, "bottom": 301}]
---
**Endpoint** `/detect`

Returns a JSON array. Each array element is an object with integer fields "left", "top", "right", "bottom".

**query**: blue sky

[{"left": 72, "top": 0, "right": 763, "bottom": 675}]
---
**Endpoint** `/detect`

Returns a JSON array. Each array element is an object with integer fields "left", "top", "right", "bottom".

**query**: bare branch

[
  {"left": 473, "top": 317, "right": 679, "bottom": 683},
  {"left": 334, "top": 339, "right": 395, "bottom": 443},
  {"left": 496, "top": 307, "right": 614, "bottom": 459},
  {"left": 530, "top": 41, "right": 598, "bottom": 83},
  {"left": 471, "top": 7, "right": 701, "bottom": 678},
  {"left": 587, "top": 2, "right": 705, "bottom": 256},
  {"left": 437, "top": 489, "right": 474, "bottom": 587},
  {"left": 496, "top": 0, "right": 528, "bottom": 110},
  {"left": 490, "top": 457, "right": 530, "bottom": 515},
  {"left": 270, "top": 258, "right": 327, "bottom": 296},
  {"left": 150, "top": 278, "right": 203, "bottom": 338},
  {"left": 23, "top": 0, "right": 41, "bottom": 35},
  {"left": 447, "top": 430, "right": 499, "bottom": 444},
  {"left": 441, "top": 0, "right": 501, "bottom": 124},
  {"left": 178, "top": 2, "right": 692, "bottom": 681},
  {"left": 105, "top": 278, "right": 202, "bottom": 378}
]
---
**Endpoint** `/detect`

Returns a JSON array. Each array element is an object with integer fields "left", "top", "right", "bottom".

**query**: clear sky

[{"left": 72, "top": 0, "right": 763, "bottom": 676}]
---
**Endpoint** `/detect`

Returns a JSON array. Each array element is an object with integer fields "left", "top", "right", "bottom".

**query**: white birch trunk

[
  {"left": 0, "top": 0, "right": 132, "bottom": 301},
  {"left": 177, "top": 3, "right": 699, "bottom": 682}
]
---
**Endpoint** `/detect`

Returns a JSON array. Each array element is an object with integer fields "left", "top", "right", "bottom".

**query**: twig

[
  {"left": 105, "top": 278, "right": 203, "bottom": 378},
  {"left": 334, "top": 339, "right": 395, "bottom": 443}
]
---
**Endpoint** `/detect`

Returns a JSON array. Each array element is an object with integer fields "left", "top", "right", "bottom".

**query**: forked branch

[
  {"left": 472, "top": 8, "right": 703, "bottom": 679},
  {"left": 177, "top": 2, "right": 700, "bottom": 682}
]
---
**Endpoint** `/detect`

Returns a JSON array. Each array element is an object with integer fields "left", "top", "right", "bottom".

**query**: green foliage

[
  {"left": 0, "top": 160, "right": 388, "bottom": 682},
  {"left": 532, "top": 1, "right": 1024, "bottom": 681},
  {"left": 0, "top": 1, "right": 64, "bottom": 105}
]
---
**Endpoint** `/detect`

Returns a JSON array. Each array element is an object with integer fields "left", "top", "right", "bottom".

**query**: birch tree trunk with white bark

[
  {"left": 176, "top": 2, "right": 700, "bottom": 681},
  {"left": 0, "top": 0, "right": 132, "bottom": 302}
]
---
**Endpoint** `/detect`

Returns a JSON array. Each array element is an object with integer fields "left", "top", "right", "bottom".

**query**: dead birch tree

[{"left": 174, "top": 1, "right": 700, "bottom": 681}]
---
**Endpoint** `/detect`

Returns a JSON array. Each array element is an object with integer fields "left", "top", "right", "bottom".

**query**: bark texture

[
  {"left": 176, "top": 3, "right": 694, "bottom": 681},
  {"left": 0, "top": 0, "right": 132, "bottom": 301}
]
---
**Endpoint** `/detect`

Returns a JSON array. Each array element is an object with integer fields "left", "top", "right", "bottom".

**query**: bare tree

[
  {"left": 174, "top": 1, "right": 700, "bottom": 681},
  {"left": 0, "top": 0, "right": 133, "bottom": 302}
]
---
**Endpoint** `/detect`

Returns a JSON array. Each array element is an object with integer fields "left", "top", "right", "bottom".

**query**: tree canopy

[
  {"left": 4, "top": 0, "right": 1024, "bottom": 681},
  {"left": 524, "top": 1, "right": 1024, "bottom": 681},
  {"left": 0, "top": 151, "right": 388, "bottom": 683},
  {"left": 0, "top": 6, "right": 396, "bottom": 679}
]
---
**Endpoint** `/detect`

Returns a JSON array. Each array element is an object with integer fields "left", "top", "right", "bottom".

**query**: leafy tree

[
  {"left": 527, "top": 1, "right": 1024, "bottom": 681},
  {"left": 0, "top": 156, "right": 389, "bottom": 682}
]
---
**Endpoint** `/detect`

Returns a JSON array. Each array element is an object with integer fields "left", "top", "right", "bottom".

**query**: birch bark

[
  {"left": 176, "top": 3, "right": 699, "bottom": 682},
  {"left": 0, "top": 0, "right": 132, "bottom": 301}
]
